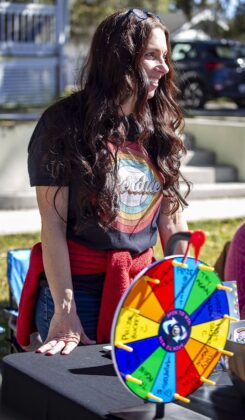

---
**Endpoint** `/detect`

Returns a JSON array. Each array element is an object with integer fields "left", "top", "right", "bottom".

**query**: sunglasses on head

[{"left": 120, "top": 8, "right": 161, "bottom": 25}]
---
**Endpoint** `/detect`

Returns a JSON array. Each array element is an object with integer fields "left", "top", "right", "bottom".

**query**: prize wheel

[{"left": 111, "top": 254, "right": 231, "bottom": 404}]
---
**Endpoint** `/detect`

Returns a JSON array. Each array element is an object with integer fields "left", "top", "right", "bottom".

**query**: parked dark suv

[{"left": 171, "top": 39, "right": 245, "bottom": 109}]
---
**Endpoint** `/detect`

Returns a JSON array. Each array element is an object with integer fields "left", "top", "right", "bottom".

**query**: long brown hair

[{"left": 45, "top": 9, "right": 190, "bottom": 231}]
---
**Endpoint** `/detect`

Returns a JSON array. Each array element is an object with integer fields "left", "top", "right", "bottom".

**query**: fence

[{"left": 0, "top": 1, "right": 68, "bottom": 107}]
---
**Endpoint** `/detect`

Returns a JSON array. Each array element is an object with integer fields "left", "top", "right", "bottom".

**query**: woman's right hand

[{"left": 36, "top": 310, "right": 96, "bottom": 356}]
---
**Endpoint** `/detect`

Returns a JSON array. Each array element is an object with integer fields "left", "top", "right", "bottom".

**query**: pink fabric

[{"left": 224, "top": 223, "right": 245, "bottom": 319}]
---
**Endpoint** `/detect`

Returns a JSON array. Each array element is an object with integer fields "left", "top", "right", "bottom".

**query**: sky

[
  {"left": 225, "top": 0, "right": 240, "bottom": 18},
  {"left": 195, "top": 0, "right": 241, "bottom": 17}
]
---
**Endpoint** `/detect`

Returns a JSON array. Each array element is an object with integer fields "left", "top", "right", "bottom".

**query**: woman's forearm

[
  {"left": 36, "top": 186, "right": 76, "bottom": 314},
  {"left": 158, "top": 200, "right": 189, "bottom": 255},
  {"left": 35, "top": 187, "right": 95, "bottom": 353},
  {"left": 41, "top": 221, "right": 76, "bottom": 315}
]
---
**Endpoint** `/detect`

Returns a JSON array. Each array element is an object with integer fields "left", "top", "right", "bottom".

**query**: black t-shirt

[{"left": 28, "top": 95, "right": 163, "bottom": 255}]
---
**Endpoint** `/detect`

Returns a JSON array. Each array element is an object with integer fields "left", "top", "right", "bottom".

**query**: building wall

[{"left": 0, "top": 119, "right": 38, "bottom": 209}]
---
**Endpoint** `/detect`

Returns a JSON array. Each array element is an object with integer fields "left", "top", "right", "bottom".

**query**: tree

[
  {"left": 174, "top": 0, "right": 193, "bottom": 19},
  {"left": 70, "top": 1, "right": 113, "bottom": 39},
  {"left": 70, "top": 0, "right": 170, "bottom": 39},
  {"left": 170, "top": 0, "right": 232, "bottom": 19},
  {"left": 228, "top": 1, "right": 245, "bottom": 41}
]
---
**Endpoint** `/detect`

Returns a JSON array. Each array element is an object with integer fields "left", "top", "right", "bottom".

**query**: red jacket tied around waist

[{"left": 16, "top": 240, "right": 154, "bottom": 346}]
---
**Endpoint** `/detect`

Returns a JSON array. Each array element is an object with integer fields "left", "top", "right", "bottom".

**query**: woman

[
  {"left": 17, "top": 9, "right": 190, "bottom": 355},
  {"left": 224, "top": 222, "right": 245, "bottom": 319}
]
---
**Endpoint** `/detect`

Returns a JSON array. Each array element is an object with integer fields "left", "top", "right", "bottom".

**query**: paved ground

[
  {"left": 184, "top": 197, "right": 245, "bottom": 222},
  {"left": 0, "top": 197, "right": 245, "bottom": 235}
]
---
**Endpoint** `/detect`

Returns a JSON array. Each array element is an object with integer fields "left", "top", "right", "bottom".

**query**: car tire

[
  {"left": 182, "top": 79, "right": 206, "bottom": 109},
  {"left": 235, "top": 98, "right": 245, "bottom": 108}
]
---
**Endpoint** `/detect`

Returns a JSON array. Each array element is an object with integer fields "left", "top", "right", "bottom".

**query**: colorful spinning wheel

[{"left": 111, "top": 232, "right": 236, "bottom": 404}]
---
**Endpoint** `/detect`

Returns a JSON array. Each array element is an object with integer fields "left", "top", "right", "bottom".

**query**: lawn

[
  {"left": 0, "top": 217, "right": 243, "bottom": 359},
  {"left": 0, "top": 232, "right": 40, "bottom": 358}
]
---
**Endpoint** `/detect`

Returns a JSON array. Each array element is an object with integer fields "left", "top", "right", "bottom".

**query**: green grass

[
  {"left": 0, "top": 217, "right": 243, "bottom": 359},
  {"left": 0, "top": 233, "right": 40, "bottom": 357},
  {"left": 154, "top": 218, "right": 244, "bottom": 265}
]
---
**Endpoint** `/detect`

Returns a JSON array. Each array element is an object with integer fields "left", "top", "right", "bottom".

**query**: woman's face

[{"left": 140, "top": 27, "right": 169, "bottom": 99}]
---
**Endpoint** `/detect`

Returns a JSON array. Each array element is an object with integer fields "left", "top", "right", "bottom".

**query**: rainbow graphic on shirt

[{"left": 112, "top": 142, "right": 163, "bottom": 234}]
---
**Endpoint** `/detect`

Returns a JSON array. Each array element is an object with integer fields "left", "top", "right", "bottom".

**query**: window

[
  {"left": 172, "top": 43, "right": 198, "bottom": 61},
  {"left": 215, "top": 46, "right": 237, "bottom": 60}
]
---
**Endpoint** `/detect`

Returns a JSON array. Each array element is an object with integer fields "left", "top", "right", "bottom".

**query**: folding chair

[{"left": 4, "top": 248, "right": 31, "bottom": 353}]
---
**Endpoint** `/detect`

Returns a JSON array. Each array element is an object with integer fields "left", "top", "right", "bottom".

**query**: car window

[
  {"left": 236, "top": 45, "right": 245, "bottom": 58},
  {"left": 172, "top": 43, "right": 198, "bottom": 61},
  {"left": 214, "top": 46, "right": 237, "bottom": 59}
]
